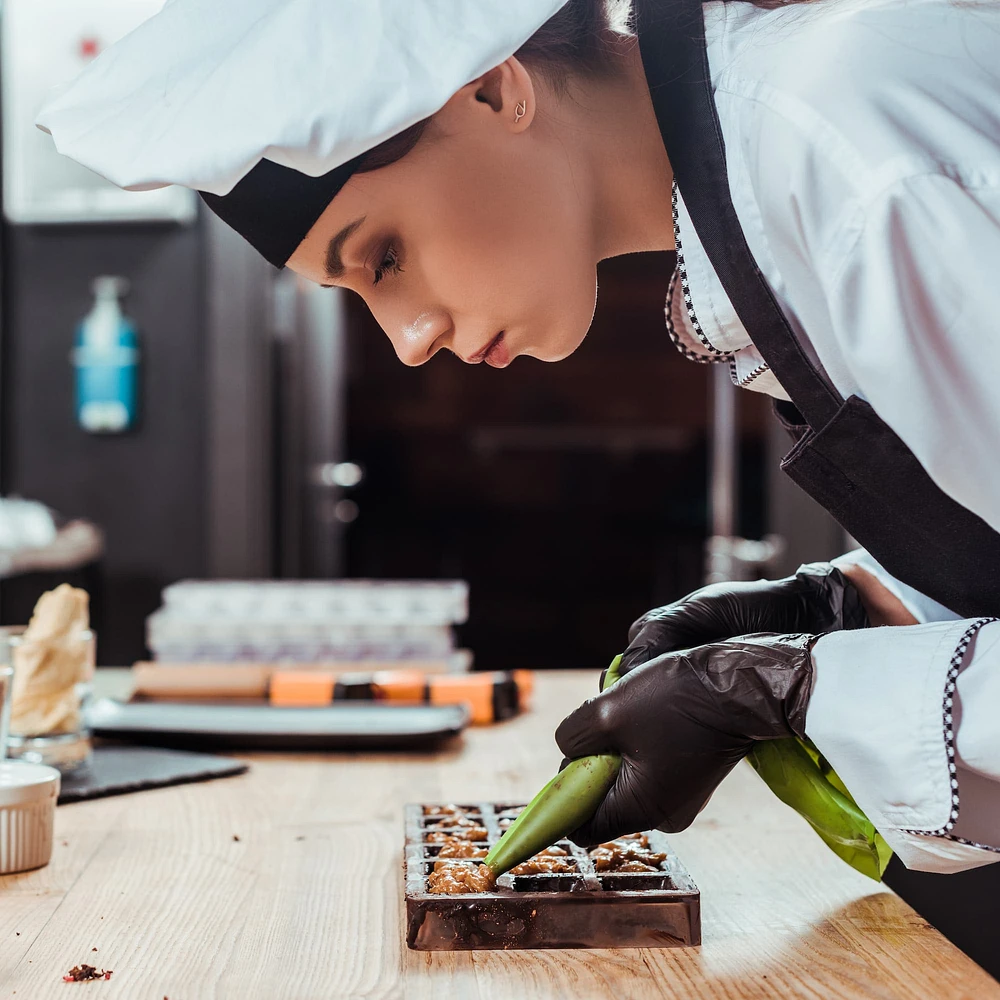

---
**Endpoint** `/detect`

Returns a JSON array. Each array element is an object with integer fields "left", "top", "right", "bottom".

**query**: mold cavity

[
  {"left": 421, "top": 815, "right": 483, "bottom": 830},
  {"left": 598, "top": 874, "right": 676, "bottom": 892},
  {"left": 422, "top": 859, "right": 479, "bottom": 877},
  {"left": 422, "top": 805, "right": 482, "bottom": 817},
  {"left": 512, "top": 874, "right": 587, "bottom": 893},
  {"left": 421, "top": 842, "right": 489, "bottom": 861}
]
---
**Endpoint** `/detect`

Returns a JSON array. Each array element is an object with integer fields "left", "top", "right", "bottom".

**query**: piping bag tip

[{"left": 484, "top": 656, "right": 624, "bottom": 878}]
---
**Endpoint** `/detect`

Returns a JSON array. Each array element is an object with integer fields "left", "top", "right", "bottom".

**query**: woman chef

[{"left": 39, "top": 0, "right": 1000, "bottom": 875}]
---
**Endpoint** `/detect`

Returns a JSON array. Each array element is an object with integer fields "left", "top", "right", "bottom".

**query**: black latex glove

[
  {"left": 556, "top": 632, "right": 818, "bottom": 846},
  {"left": 618, "top": 562, "right": 867, "bottom": 675}
]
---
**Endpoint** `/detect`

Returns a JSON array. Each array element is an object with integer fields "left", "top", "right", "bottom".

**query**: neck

[{"left": 577, "top": 36, "right": 676, "bottom": 260}]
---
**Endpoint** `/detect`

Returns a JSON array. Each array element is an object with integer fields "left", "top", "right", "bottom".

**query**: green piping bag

[
  {"left": 486, "top": 653, "right": 893, "bottom": 882},
  {"left": 484, "top": 655, "right": 624, "bottom": 878}
]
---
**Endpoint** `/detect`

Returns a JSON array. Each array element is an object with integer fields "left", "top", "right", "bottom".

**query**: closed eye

[{"left": 373, "top": 243, "right": 403, "bottom": 286}]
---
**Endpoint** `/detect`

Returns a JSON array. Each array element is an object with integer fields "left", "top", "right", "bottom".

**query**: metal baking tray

[
  {"left": 405, "top": 802, "right": 700, "bottom": 951},
  {"left": 86, "top": 698, "right": 469, "bottom": 751}
]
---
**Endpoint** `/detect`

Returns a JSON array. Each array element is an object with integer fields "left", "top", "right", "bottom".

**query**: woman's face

[{"left": 286, "top": 66, "right": 600, "bottom": 368}]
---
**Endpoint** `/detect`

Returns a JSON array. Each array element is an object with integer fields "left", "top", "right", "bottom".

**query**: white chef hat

[{"left": 36, "top": 0, "right": 570, "bottom": 268}]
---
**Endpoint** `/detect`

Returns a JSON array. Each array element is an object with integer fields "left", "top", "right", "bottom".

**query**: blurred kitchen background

[
  {"left": 2, "top": 3, "right": 995, "bottom": 977},
  {"left": 0, "top": 0, "right": 845, "bottom": 670}
]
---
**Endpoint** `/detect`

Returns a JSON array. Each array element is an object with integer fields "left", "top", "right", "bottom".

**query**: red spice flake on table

[{"left": 62, "top": 964, "right": 113, "bottom": 982}]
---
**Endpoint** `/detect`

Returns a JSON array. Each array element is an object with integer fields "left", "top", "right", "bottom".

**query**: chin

[
  {"left": 538, "top": 338, "right": 586, "bottom": 363},
  {"left": 521, "top": 331, "right": 585, "bottom": 363},
  {"left": 526, "top": 283, "right": 598, "bottom": 363}
]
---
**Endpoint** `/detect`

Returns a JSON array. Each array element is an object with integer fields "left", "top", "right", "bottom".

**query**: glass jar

[
  {"left": 4, "top": 626, "right": 96, "bottom": 773},
  {"left": 0, "top": 660, "right": 12, "bottom": 759}
]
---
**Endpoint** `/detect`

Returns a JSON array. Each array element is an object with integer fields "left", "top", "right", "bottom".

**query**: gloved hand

[
  {"left": 618, "top": 562, "right": 867, "bottom": 674},
  {"left": 556, "top": 632, "right": 819, "bottom": 845}
]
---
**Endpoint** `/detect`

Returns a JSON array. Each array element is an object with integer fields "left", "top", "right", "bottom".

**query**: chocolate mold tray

[{"left": 405, "top": 802, "right": 700, "bottom": 951}]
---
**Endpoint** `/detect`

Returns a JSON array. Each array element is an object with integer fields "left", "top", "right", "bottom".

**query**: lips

[
  {"left": 483, "top": 332, "right": 510, "bottom": 368},
  {"left": 468, "top": 331, "right": 510, "bottom": 368}
]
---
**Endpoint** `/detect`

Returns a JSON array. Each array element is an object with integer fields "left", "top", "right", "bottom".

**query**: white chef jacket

[{"left": 677, "top": 0, "right": 1000, "bottom": 873}]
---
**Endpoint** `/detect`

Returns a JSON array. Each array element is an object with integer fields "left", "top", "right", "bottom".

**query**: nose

[{"left": 392, "top": 309, "right": 452, "bottom": 367}]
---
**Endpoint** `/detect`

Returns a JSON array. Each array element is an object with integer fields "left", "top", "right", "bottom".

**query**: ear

[{"left": 439, "top": 57, "right": 537, "bottom": 135}]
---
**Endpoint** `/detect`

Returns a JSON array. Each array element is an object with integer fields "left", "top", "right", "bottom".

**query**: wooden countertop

[{"left": 2, "top": 670, "right": 996, "bottom": 999}]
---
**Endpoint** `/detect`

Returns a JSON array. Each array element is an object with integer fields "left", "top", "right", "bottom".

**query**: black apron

[{"left": 636, "top": 0, "right": 1000, "bottom": 619}]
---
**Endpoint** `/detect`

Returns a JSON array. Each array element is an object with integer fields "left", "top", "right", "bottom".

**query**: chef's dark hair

[
  {"left": 356, "top": 0, "right": 795, "bottom": 175},
  {"left": 356, "top": 0, "right": 629, "bottom": 174}
]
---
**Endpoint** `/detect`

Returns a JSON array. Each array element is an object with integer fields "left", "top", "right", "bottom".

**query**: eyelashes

[{"left": 373, "top": 242, "right": 403, "bottom": 286}]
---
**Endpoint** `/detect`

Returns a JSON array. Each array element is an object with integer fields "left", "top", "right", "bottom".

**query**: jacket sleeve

[
  {"left": 831, "top": 548, "right": 961, "bottom": 625},
  {"left": 807, "top": 619, "right": 1000, "bottom": 873}
]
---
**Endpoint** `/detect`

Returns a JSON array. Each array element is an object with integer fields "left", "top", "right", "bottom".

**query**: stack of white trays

[{"left": 146, "top": 580, "right": 469, "bottom": 664}]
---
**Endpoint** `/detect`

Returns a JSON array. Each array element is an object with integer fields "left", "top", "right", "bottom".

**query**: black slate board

[{"left": 58, "top": 745, "right": 248, "bottom": 804}]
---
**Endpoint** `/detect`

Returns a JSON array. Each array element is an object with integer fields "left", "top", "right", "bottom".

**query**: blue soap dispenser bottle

[{"left": 73, "top": 276, "right": 139, "bottom": 433}]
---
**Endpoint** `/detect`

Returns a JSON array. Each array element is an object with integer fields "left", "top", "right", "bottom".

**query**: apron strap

[{"left": 636, "top": 0, "right": 844, "bottom": 428}]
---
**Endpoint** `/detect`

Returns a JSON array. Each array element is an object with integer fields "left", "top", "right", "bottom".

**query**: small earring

[{"left": 514, "top": 100, "right": 526, "bottom": 124}]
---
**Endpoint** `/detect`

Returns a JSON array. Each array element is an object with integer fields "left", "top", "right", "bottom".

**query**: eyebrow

[{"left": 321, "top": 216, "right": 366, "bottom": 286}]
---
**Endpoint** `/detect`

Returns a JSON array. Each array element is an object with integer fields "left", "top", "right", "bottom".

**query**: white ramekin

[{"left": 0, "top": 760, "right": 60, "bottom": 874}]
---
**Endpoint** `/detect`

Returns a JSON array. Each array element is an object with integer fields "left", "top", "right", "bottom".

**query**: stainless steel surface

[
  {"left": 274, "top": 275, "right": 354, "bottom": 578},
  {"left": 705, "top": 533, "right": 785, "bottom": 584},
  {"left": 710, "top": 366, "right": 737, "bottom": 541},
  {"left": 706, "top": 367, "right": 786, "bottom": 583},
  {"left": 205, "top": 209, "right": 276, "bottom": 578},
  {"left": 205, "top": 226, "right": 358, "bottom": 580}
]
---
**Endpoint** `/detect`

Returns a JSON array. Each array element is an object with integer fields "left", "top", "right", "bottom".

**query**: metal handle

[{"left": 310, "top": 462, "right": 364, "bottom": 489}]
